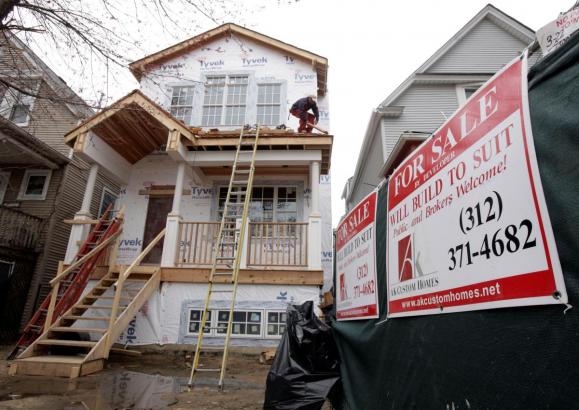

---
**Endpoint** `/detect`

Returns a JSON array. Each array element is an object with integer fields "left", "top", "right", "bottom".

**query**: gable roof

[
  {"left": 128, "top": 23, "right": 329, "bottom": 95},
  {"left": 344, "top": 4, "right": 536, "bottom": 205},
  {"left": 5, "top": 31, "right": 94, "bottom": 119},
  {"left": 64, "top": 89, "right": 196, "bottom": 164},
  {"left": 379, "top": 4, "right": 534, "bottom": 108}
]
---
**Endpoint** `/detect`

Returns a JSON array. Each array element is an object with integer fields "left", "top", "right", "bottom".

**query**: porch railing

[
  {"left": 177, "top": 222, "right": 233, "bottom": 266},
  {"left": 176, "top": 221, "right": 308, "bottom": 268},
  {"left": 0, "top": 206, "right": 44, "bottom": 249},
  {"left": 247, "top": 222, "right": 308, "bottom": 267}
]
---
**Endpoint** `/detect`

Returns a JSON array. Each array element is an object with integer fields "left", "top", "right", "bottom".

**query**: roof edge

[
  {"left": 128, "top": 22, "right": 328, "bottom": 78},
  {"left": 343, "top": 110, "right": 383, "bottom": 203}
]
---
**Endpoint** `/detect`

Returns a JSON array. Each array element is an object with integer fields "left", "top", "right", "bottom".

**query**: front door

[{"left": 142, "top": 196, "right": 173, "bottom": 264}]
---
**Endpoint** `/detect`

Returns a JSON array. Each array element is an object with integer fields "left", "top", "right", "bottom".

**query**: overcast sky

[
  {"left": 246, "top": 0, "right": 571, "bottom": 226},
  {"left": 32, "top": 0, "right": 574, "bottom": 226}
]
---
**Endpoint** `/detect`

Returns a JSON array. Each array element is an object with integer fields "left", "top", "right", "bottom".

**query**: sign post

[
  {"left": 336, "top": 191, "right": 379, "bottom": 320},
  {"left": 386, "top": 55, "right": 567, "bottom": 318}
]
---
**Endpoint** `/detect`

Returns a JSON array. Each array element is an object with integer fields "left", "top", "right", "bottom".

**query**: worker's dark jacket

[{"left": 290, "top": 97, "right": 319, "bottom": 122}]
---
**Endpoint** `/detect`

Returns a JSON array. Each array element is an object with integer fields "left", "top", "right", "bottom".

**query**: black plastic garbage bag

[{"left": 264, "top": 301, "right": 341, "bottom": 410}]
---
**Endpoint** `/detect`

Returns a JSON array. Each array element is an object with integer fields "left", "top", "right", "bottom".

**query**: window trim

[
  {"left": 169, "top": 84, "right": 196, "bottom": 125},
  {"left": 17, "top": 169, "right": 52, "bottom": 201},
  {"left": 187, "top": 308, "right": 265, "bottom": 339},
  {"left": 265, "top": 310, "right": 287, "bottom": 339},
  {"left": 216, "top": 309, "right": 263, "bottom": 339},
  {"left": 455, "top": 82, "right": 485, "bottom": 107},
  {"left": 98, "top": 187, "right": 118, "bottom": 217},
  {"left": 0, "top": 80, "right": 41, "bottom": 127},
  {"left": 0, "top": 171, "right": 10, "bottom": 204},
  {"left": 201, "top": 72, "right": 254, "bottom": 127},
  {"left": 256, "top": 82, "right": 283, "bottom": 126},
  {"left": 215, "top": 184, "right": 299, "bottom": 222}
]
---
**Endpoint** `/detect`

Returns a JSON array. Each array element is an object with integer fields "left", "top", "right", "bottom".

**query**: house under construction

[{"left": 9, "top": 23, "right": 333, "bottom": 378}]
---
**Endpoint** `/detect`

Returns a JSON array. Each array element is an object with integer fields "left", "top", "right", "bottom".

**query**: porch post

[
  {"left": 308, "top": 161, "right": 322, "bottom": 270},
  {"left": 237, "top": 217, "right": 250, "bottom": 269},
  {"left": 64, "top": 164, "right": 100, "bottom": 263},
  {"left": 79, "top": 164, "right": 99, "bottom": 215},
  {"left": 161, "top": 161, "right": 186, "bottom": 267}
]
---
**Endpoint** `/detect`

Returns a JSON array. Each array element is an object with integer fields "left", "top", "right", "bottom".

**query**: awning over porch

[{"left": 64, "top": 90, "right": 196, "bottom": 164}]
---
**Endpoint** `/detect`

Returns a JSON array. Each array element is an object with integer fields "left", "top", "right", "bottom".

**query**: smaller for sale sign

[
  {"left": 386, "top": 54, "right": 567, "bottom": 318},
  {"left": 336, "top": 191, "right": 379, "bottom": 320}
]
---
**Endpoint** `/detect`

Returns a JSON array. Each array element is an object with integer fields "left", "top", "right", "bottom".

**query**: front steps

[{"left": 10, "top": 268, "right": 160, "bottom": 378}]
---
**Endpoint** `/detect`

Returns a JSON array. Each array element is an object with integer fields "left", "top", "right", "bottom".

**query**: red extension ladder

[{"left": 8, "top": 206, "right": 122, "bottom": 359}]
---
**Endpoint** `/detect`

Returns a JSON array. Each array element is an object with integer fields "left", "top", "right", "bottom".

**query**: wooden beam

[
  {"left": 63, "top": 219, "right": 99, "bottom": 225},
  {"left": 88, "top": 266, "right": 323, "bottom": 285}
]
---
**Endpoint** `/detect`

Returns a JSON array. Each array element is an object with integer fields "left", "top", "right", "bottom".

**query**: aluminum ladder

[{"left": 188, "top": 124, "right": 260, "bottom": 389}]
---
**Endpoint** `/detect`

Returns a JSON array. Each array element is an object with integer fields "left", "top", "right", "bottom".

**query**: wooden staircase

[{"left": 10, "top": 230, "right": 166, "bottom": 378}]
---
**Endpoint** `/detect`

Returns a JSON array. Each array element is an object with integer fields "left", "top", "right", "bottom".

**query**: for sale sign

[
  {"left": 336, "top": 191, "right": 379, "bottom": 320},
  {"left": 386, "top": 54, "right": 567, "bottom": 318}
]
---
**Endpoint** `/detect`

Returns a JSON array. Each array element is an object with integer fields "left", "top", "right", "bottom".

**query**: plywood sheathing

[{"left": 128, "top": 23, "right": 329, "bottom": 96}]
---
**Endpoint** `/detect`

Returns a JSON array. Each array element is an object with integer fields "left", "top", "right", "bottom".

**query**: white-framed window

[
  {"left": 216, "top": 185, "right": 298, "bottom": 222},
  {"left": 202, "top": 75, "right": 249, "bottom": 126},
  {"left": 169, "top": 86, "right": 195, "bottom": 125},
  {"left": 98, "top": 187, "right": 118, "bottom": 217},
  {"left": 188, "top": 309, "right": 212, "bottom": 334},
  {"left": 18, "top": 169, "right": 51, "bottom": 200},
  {"left": 0, "top": 171, "right": 10, "bottom": 204},
  {"left": 217, "top": 310, "right": 262, "bottom": 337},
  {"left": 187, "top": 308, "right": 272, "bottom": 338},
  {"left": 456, "top": 83, "right": 485, "bottom": 107},
  {"left": 266, "top": 311, "right": 287, "bottom": 338},
  {"left": 0, "top": 84, "right": 38, "bottom": 126},
  {"left": 257, "top": 83, "right": 282, "bottom": 125}
]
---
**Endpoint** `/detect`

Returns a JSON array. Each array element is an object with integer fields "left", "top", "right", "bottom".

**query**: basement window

[
  {"left": 257, "top": 84, "right": 281, "bottom": 125},
  {"left": 18, "top": 169, "right": 51, "bottom": 200},
  {"left": 216, "top": 310, "right": 262, "bottom": 337},
  {"left": 266, "top": 311, "right": 287, "bottom": 337},
  {"left": 188, "top": 309, "right": 212, "bottom": 334},
  {"left": 169, "top": 86, "right": 195, "bottom": 125}
]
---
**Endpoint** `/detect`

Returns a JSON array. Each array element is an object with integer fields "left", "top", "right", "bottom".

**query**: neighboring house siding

[
  {"left": 427, "top": 18, "right": 528, "bottom": 74},
  {"left": 20, "top": 160, "right": 120, "bottom": 326},
  {"left": 14, "top": 167, "right": 65, "bottom": 327},
  {"left": 382, "top": 85, "right": 459, "bottom": 159},
  {"left": 23, "top": 81, "right": 78, "bottom": 156},
  {"left": 350, "top": 131, "right": 384, "bottom": 209},
  {"left": 3, "top": 167, "right": 63, "bottom": 219}
]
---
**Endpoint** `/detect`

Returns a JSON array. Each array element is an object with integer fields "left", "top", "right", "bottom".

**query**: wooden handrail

[
  {"left": 116, "top": 228, "right": 165, "bottom": 285},
  {"left": 106, "top": 228, "right": 166, "bottom": 351},
  {"left": 49, "top": 230, "right": 122, "bottom": 286}
]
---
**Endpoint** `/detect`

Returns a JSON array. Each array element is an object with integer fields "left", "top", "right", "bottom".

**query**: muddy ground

[{"left": 0, "top": 344, "right": 271, "bottom": 409}]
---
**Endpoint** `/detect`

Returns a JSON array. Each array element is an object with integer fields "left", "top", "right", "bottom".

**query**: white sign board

[
  {"left": 386, "top": 55, "right": 567, "bottom": 318},
  {"left": 537, "top": 8, "right": 579, "bottom": 56},
  {"left": 336, "top": 191, "right": 379, "bottom": 320}
]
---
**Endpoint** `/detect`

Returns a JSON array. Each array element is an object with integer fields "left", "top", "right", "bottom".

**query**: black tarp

[
  {"left": 264, "top": 301, "right": 341, "bottom": 410},
  {"left": 331, "top": 31, "right": 579, "bottom": 409}
]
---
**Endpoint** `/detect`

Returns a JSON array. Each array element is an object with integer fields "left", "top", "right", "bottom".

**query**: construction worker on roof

[{"left": 290, "top": 95, "right": 319, "bottom": 133}]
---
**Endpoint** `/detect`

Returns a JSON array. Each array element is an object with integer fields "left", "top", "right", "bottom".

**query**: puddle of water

[
  {"left": 97, "top": 371, "right": 180, "bottom": 408},
  {"left": 0, "top": 369, "right": 264, "bottom": 408}
]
